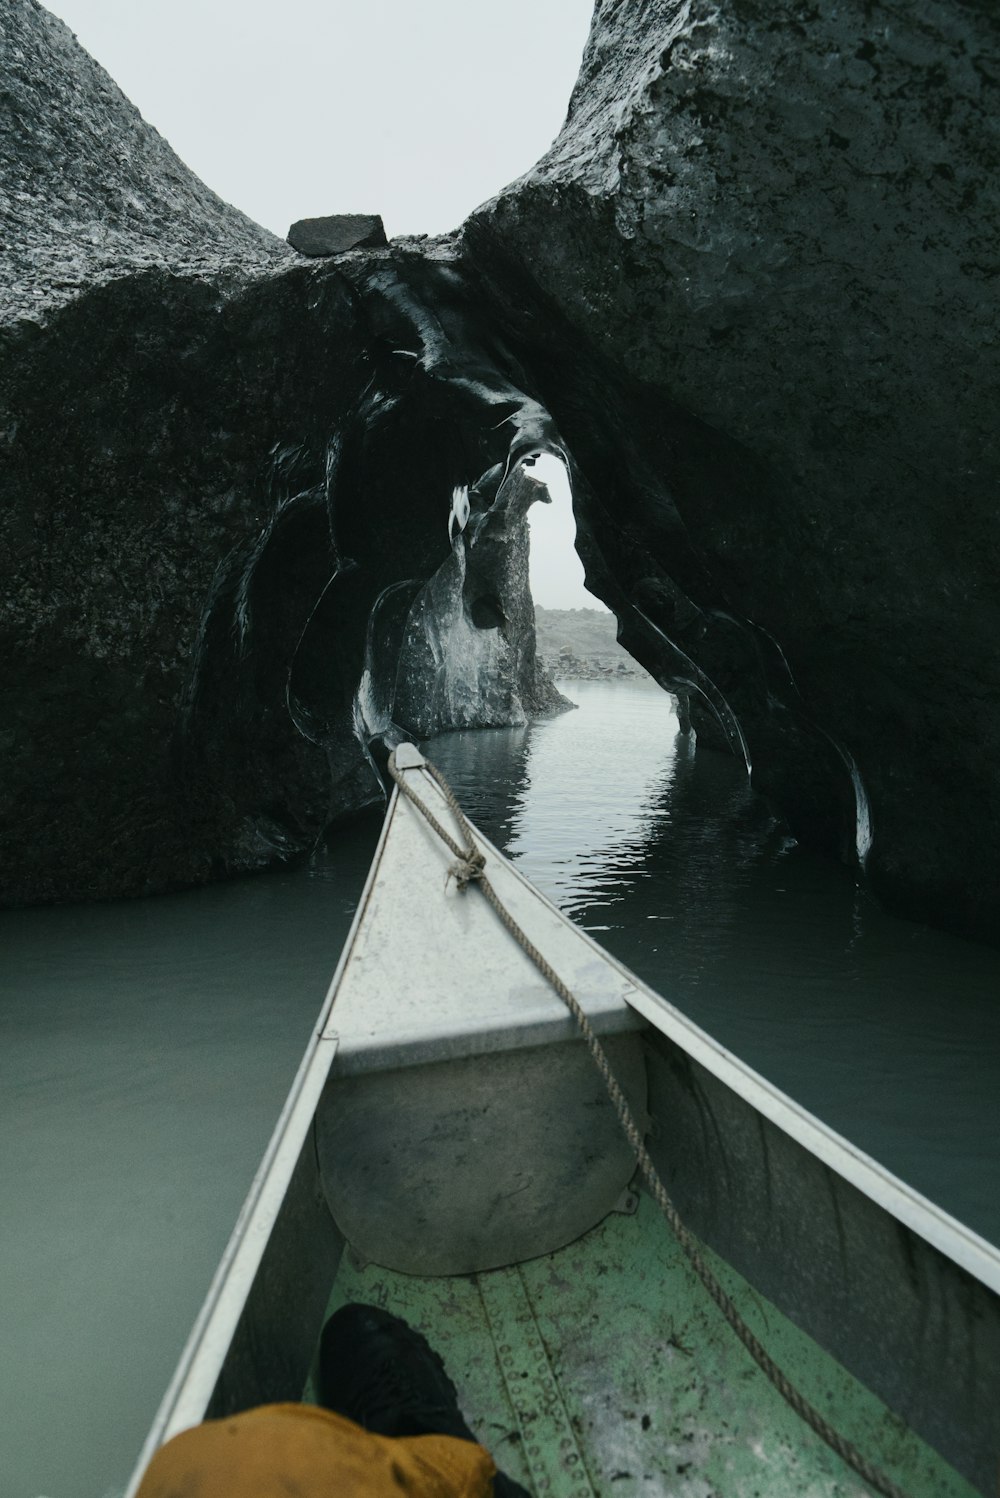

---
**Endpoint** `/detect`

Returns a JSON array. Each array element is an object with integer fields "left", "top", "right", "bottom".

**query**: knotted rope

[{"left": 387, "top": 749, "right": 912, "bottom": 1498}]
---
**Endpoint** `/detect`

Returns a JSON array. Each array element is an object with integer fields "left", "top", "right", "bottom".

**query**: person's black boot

[
  {"left": 318, "top": 1302, "right": 531, "bottom": 1497},
  {"left": 319, "top": 1302, "right": 476, "bottom": 1442}
]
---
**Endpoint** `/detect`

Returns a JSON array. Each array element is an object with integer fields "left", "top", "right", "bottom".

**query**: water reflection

[
  {"left": 427, "top": 683, "right": 687, "bottom": 924},
  {"left": 418, "top": 720, "right": 532, "bottom": 845},
  {"left": 506, "top": 690, "right": 682, "bottom": 923},
  {"left": 427, "top": 679, "right": 1000, "bottom": 1249}
]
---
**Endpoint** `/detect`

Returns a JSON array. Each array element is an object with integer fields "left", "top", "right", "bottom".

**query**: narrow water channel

[{"left": 2, "top": 678, "right": 998, "bottom": 1498}]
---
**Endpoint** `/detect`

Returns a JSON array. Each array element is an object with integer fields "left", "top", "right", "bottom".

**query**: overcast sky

[
  {"left": 48, "top": 0, "right": 594, "bottom": 241},
  {"left": 46, "top": 0, "right": 605, "bottom": 609}
]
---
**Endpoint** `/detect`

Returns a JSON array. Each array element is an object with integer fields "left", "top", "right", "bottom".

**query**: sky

[
  {"left": 48, "top": 0, "right": 594, "bottom": 242},
  {"left": 46, "top": 0, "right": 606, "bottom": 609},
  {"left": 524, "top": 457, "right": 606, "bottom": 612}
]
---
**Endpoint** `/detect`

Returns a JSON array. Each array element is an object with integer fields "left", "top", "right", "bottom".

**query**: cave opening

[
  {"left": 523, "top": 454, "right": 607, "bottom": 616},
  {"left": 522, "top": 454, "right": 679, "bottom": 712}
]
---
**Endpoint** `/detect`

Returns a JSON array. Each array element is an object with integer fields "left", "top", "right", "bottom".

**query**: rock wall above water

[
  {"left": 0, "top": 2, "right": 567, "bottom": 904},
  {"left": 393, "top": 466, "right": 571, "bottom": 737},
  {"left": 462, "top": 0, "right": 1000, "bottom": 941}
]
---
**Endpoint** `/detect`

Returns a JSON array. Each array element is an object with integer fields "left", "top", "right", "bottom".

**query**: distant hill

[{"left": 534, "top": 608, "right": 652, "bottom": 681}]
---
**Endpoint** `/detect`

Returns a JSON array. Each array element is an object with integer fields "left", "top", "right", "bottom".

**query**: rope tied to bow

[
  {"left": 385, "top": 748, "right": 912, "bottom": 1498},
  {"left": 449, "top": 848, "right": 486, "bottom": 891}
]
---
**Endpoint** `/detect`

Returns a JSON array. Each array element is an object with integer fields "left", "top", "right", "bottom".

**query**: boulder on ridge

[{"left": 287, "top": 214, "right": 389, "bottom": 256}]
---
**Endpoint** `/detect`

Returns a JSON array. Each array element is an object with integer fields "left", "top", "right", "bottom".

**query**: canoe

[{"left": 126, "top": 744, "right": 999, "bottom": 1497}]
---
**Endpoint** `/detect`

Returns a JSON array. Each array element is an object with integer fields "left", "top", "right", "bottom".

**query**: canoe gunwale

[{"left": 606, "top": 963, "right": 1000, "bottom": 1299}]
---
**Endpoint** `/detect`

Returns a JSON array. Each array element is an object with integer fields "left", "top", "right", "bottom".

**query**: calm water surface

[
  {"left": 0, "top": 825, "right": 382, "bottom": 1498},
  {"left": 2, "top": 679, "right": 998, "bottom": 1497}
]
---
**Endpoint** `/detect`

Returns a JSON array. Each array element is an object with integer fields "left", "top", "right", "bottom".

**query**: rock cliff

[
  {"left": 463, "top": 0, "right": 1000, "bottom": 940},
  {"left": 394, "top": 465, "right": 571, "bottom": 737},
  {"left": 3, "top": 0, "right": 999, "bottom": 945},
  {"left": 0, "top": 2, "right": 564, "bottom": 902}
]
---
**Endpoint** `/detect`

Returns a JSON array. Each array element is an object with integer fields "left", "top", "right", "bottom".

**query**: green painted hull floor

[{"left": 316, "top": 1192, "right": 974, "bottom": 1497}]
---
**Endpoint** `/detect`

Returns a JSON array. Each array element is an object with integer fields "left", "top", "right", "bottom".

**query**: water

[
  {"left": 2, "top": 680, "right": 998, "bottom": 1497},
  {"left": 0, "top": 824, "right": 382, "bottom": 1498}
]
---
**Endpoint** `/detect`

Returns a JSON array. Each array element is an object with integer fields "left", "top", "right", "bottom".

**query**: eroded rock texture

[
  {"left": 0, "top": 0, "right": 292, "bottom": 320},
  {"left": 394, "top": 465, "right": 571, "bottom": 737},
  {"left": 1, "top": 2, "right": 564, "bottom": 902},
  {"left": 3, "top": 0, "right": 999, "bottom": 946},
  {"left": 463, "top": 0, "right": 1000, "bottom": 940}
]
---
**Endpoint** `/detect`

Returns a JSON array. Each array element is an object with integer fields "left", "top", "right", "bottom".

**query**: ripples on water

[{"left": 2, "top": 678, "right": 998, "bottom": 1497}]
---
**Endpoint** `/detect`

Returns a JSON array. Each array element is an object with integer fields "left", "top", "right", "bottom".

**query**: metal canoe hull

[{"left": 125, "top": 749, "right": 1000, "bottom": 1495}]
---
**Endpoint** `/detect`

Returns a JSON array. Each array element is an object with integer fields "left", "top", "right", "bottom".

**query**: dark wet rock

[
  {"left": 0, "top": 4, "right": 566, "bottom": 906},
  {"left": 393, "top": 466, "right": 571, "bottom": 736},
  {"left": 462, "top": 0, "right": 1000, "bottom": 943},
  {"left": 1, "top": 244, "right": 568, "bottom": 902},
  {"left": 288, "top": 214, "right": 388, "bottom": 257}
]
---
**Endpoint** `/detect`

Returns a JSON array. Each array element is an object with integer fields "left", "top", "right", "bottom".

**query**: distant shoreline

[{"left": 534, "top": 606, "right": 653, "bottom": 682}]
